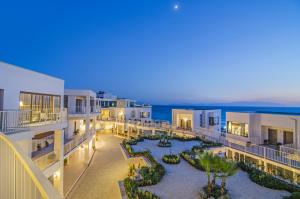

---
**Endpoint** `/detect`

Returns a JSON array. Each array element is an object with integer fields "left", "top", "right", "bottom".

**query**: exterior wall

[
  {"left": 226, "top": 112, "right": 300, "bottom": 148},
  {"left": 0, "top": 62, "right": 64, "bottom": 110},
  {"left": 172, "top": 109, "right": 221, "bottom": 134}
]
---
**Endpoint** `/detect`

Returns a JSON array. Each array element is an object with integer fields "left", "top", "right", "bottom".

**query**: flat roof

[
  {"left": 227, "top": 111, "right": 300, "bottom": 117},
  {"left": 64, "top": 89, "right": 96, "bottom": 97}
]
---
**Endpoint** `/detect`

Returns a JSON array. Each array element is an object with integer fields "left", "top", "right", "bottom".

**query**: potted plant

[{"left": 246, "top": 141, "right": 251, "bottom": 147}]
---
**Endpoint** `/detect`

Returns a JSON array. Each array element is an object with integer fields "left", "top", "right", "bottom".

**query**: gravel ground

[{"left": 132, "top": 139, "right": 290, "bottom": 199}]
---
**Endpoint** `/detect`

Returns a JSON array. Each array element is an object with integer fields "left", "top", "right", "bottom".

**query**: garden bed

[
  {"left": 180, "top": 150, "right": 205, "bottom": 170},
  {"left": 162, "top": 154, "right": 180, "bottom": 164},
  {"left": 122, "top": 139, "right": 166, "bottom": 198},
  {"left": 238, "top": 162, "right": 300, "bottom": 193},
  {"left": 157, "top": 140, "right": 172, "bottom": 147}
]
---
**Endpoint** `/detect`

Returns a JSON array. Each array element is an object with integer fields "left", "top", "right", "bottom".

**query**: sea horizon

[{"left": 152, "top": 105, "right": 300, "bottom": 128}]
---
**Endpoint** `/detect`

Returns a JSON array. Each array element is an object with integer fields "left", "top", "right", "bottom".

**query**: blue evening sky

[{"left": 0, "top": 0, "right": 300, "bottom": 105}]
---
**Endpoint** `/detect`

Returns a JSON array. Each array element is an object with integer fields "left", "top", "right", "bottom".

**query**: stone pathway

[{"left": 68, "top": 134, "right": 128, "bottom": 199}]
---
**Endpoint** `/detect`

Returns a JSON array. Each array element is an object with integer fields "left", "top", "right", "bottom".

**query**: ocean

[{"left": 152, "top": 105, "right": 300, "bottom": 128}]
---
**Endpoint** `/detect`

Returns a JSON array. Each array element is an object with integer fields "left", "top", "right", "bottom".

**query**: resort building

[
  {"left": 1, "top": 61, "right": 300, "bottom": 198},
  {"left": 172, "top": 109, "right": 221, "bottom": 137},
  {"left": 226, "top": 112, "right": 300, "bottom": 147},
  {"left": 0, "top": 61, "right": 66, "bottom": 198},
  {"left": 225, "top": 111, "right": 300, "bottom": 184},
  {"left": 98, "top": 94, "right": 153, "bottom": 138}
]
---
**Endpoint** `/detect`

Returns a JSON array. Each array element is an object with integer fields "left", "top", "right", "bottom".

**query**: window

[
  {"left": 209, "top": 117, "right": 219, "bottom": 126},
  {"left": 19, "top": 92, "right": 61, "bottom": 112},
  {"left": 64, "top": 96, "right": 68, "bottom": 108},
  {"left": 141, "top": 112, "right": 149, "bottom": 118},
  {"left": 227, "top": 121, "right": 248, "bottom": 137}
]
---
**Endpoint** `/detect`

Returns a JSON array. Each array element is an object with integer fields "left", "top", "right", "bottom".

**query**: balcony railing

[
  {"left": 0, "top": 109, "right": 67, "bottom": 134},
  {"left": 33, "top": 151, "right": 58, "bottom": 171},
  {"left": 64, "top": 132, "right": 91, "bottom": 155},
  {"left": 68, "top": 106, "right": 87, "bottom": 114},
  {"left": 0, "top": 133, "right": 61, "bottom": 199}
]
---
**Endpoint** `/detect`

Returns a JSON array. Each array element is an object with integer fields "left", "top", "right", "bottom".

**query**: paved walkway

[
  {"left": 133, "top": 139, "right": 290, "bottom": 199},
  {"left": 64, "top": 146, "right": 94, "bottom": 196},
  {"left": 68, "top": 134, "right": 128, "bottom": 199}
]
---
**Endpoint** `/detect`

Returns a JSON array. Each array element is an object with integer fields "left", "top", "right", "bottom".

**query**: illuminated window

[{"left": 227, "top": 121, "right": 248, "bottom": 137}]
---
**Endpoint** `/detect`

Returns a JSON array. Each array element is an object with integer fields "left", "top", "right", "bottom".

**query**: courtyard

[
  {"left": 131, "top": 139, "right": 290, "bottom": 199},
  {"left": 67, "top": 134, "right": 290, "bottom": 199}
]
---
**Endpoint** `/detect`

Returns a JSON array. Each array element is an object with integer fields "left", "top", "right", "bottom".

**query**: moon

[{"left": 173, "top": 4, "right": 180, "bottom": 11}]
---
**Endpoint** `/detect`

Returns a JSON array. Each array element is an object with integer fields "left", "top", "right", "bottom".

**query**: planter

[
  {"left": 157, "top": 141, "right": 172, "bottom": 147},
  {"left": 162, "top": 154, "right": 180, "bottom": 164}
]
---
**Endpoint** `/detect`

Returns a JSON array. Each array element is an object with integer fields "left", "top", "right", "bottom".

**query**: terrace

[{"left": 0, "top": 109, "right": 67, "bottom": 134}]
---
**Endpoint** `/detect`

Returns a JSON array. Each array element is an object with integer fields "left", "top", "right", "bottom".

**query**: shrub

[
  {"left": 162, "top": 154, "right": 180, "bottom": 164},
  {"left": 157, "top": 140, "right": 172, "bottom": 147},
  {"left": 124, "top": 178, "right": 160, "bottom": 199},
  {"left": 172, "top": 135, "right": 201, "bottom": 142},
  {"left": 143, "top": 135, "right": 161, "bottom": 140},
  {"left": 284, "top": 192, "right": 300, "bottom": 199},
  {"left": 180, "top": 150, "right": 205, "bottom": 171},
  {"left": 238, "top": 162, "right": 300, "bottom": 193}
]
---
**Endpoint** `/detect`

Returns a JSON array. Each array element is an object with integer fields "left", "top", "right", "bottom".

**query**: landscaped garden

[{"left": 122, "top": 134, "right": 292, "bottom": 199}]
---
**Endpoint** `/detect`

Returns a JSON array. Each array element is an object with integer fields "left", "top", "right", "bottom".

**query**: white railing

[
  {"left": 196, "top": 132, "right": 300, "bottom": 169},
  {"left": 64, "top": 130, "right": 94, "bottom": 155},
  {"left": 33, "top": 151, "right": 58, "bottom": 171},
  {"left": 68, "top": 106, "right": 87, "bottom": 114},
  {"left": 225, "top": 141, "right": 300, "bottom": 169},
  {"left": 0, "top": 109, "right": 67, "bottom": 134},
  {"left": 0, "top": 133, "right": 62, "bottom": 199},
  {"left": 280, "top": 144, "right": 300, "bottom": 156}
]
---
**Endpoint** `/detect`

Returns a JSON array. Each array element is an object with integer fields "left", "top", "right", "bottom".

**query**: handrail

[
  {"left": 0, "top": 133, "right": 62, "bottom": 199},
  {"left": 0, "top": 109, "right": 67, "bottom": 134}
]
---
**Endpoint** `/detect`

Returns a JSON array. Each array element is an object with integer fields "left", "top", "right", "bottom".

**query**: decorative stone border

[{"left": 118, "top": 180, "right": 127, "bottom": 199}]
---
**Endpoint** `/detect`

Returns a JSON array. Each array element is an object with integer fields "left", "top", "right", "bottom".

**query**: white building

[
  {"left": 64, "top": 89, "right": 100, "bottom": 141},
  {"left": 0, "top": 61, "right": 67, "bottom": 196},
  {"left": 172, "top": 109, "right": 221, "bottom": 137},
  {"left": 225, "top": 111, "right": 300, "bottom": 184},
  {"left": 226, "top": 111, "right": 300, "bottom": 148}
]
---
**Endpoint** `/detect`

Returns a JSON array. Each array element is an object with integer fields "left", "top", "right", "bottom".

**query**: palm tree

[
  {"left": 218, "top": 160, "right": 238, "bottom": 196},
  {"left": 211, "top": 155, "right": 222, "bottom": 188},
  {"left": 199, "top": 151, "right": 215, "bottom": 195}
]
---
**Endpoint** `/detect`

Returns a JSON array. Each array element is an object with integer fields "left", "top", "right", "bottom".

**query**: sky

[{"left": 0, "top": 0, "right": 300, "bottom": 105}]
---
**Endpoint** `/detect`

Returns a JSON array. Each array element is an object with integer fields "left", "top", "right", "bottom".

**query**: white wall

[{"left": 0, "top": 62, "right": 64, "bottom": 110}]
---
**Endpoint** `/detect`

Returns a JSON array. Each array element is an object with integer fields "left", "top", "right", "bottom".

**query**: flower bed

[
  {"left": 157, "top": 140, "right": 172, "bottom": 147},
  {"left": 180, "top": 150, "right": 205, "bottom": 171},
  {"left": 122, "top": 140, "right": 165, "bottom": 198},
  {"left": 124, "top": 178, "right": 160, "bottom": 199},
  {"left": 238, "top": 162, "right": 300, "bottom": 193},
  {"left": 143, "top": 135, "right": 161, "bottom": 140},
  {"left": 199, "top": 185, "right": 228, "bottom": 199},
  {"left": 162, "top": 154, "right": 180, "bottom": 164},
  {"left": 172, "top": 135, "right": 201, "bottom": 142}
]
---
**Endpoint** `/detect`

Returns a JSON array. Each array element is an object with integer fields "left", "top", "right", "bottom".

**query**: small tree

[
  {"left": 199, "top": 151, "right": 215, "bottom": 196},
  {"left": 211, "top": 155, "right": 222, "bottom": 188},
  {"left": 218, "top": 160, "right": 238, "bottom": 196}
]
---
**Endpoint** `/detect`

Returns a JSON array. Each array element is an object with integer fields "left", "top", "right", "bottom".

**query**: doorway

[
  {"left": 268, "top": 129, "right": 278, "bottom": 145},
  {"left": 0, "top": 89, "right": 3, "bottom": 111},
  {"left": 283, "top": 131, "right": 293, "bottom": 145}
]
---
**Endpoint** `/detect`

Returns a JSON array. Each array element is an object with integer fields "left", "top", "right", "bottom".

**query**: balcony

[
  {"left": 0, "top": 109, "right": 67, "bottom": 134},
  {"left": 90, "top": 106, "right": 100, "bottom": 114},
  {"left": 68, "top": 106, "right": 87, "bottom": 115},
  {"left": 226, "top": 141, "right": 300, "bottom": 169}
]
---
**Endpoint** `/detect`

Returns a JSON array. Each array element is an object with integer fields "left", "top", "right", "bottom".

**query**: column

[
  {"left": 152, "top": 129, "right": 155, "bottom": 135},
  {"left": 53, "top": 129, "right": 64, "bottom": 196},
  {"left": 85, "top": 118, "right": 90, "bottom": 137}
]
